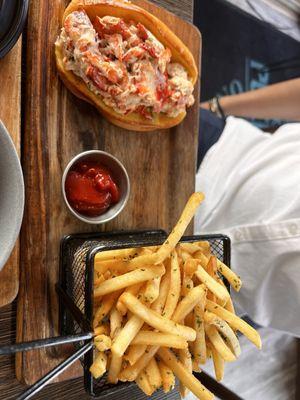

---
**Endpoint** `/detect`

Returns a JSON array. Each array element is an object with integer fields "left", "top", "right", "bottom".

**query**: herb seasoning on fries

[{"left": 90, "top": 192, "right": 261, "bottom": 400}]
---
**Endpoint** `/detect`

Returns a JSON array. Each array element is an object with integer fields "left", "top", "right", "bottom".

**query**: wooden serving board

[
  {"left": 0, "top": 39, "right": 22, "bottom": 308},
  {"left": 16, "top": 0, "right": 201, "bottom": 385}
]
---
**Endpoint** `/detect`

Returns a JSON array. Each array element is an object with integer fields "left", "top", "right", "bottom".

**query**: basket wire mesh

[{"left": 58, "top": 230, "right": 231, "bottom": 397}]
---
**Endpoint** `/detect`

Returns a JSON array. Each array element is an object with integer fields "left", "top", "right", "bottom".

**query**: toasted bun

[{"left": 55, "top": 0, "right": 198, "bottom": 131}]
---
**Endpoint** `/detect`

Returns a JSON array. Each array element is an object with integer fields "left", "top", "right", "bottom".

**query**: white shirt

[{"left": 195, "top": 116, "right": 300, "bottom": 337}]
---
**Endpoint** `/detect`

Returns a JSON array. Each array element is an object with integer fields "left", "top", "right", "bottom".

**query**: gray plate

[{"left": 0, "top": 120, "right": 24, "bottom": 271}]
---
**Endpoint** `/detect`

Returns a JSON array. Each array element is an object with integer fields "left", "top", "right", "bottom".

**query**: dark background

[{"left": 194, "top": 0, "right": 300, "bottom": 128}]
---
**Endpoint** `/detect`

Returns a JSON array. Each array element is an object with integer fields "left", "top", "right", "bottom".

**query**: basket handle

[
  {"left": 0, "top": 332, "right": 92, "bottom": 355},
  {"left": 193, "top": 371, "right": 244, "bottom": 400},
  {"left": 17, "top": 341, "right": 93, "bottom": 400}
]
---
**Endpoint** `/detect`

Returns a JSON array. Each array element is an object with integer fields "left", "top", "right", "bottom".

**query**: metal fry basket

[{"left": 57, "top": 230, "right": 231, "bottom": 398}]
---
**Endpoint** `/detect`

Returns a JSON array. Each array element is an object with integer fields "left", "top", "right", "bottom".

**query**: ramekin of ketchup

[{"left": 62, "top": 151, "right": 130, "bottom": 224}]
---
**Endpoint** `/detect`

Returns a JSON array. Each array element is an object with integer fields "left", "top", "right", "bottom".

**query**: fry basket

[{"left": 57, "top": 229, "right": 231, "bottom": 397}]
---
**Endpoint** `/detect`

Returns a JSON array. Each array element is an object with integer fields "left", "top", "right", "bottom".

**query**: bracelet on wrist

[{"left": 208, "top": 96, "right": 226, "bottom": 120}]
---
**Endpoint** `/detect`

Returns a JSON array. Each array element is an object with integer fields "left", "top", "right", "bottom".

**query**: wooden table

[{"left": 0, "top": 1, "right": 195, "bottom": 399}]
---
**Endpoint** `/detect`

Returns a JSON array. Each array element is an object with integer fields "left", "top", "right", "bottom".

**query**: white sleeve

[
  {"left": 195, "top": 118, "right": 300, "bottom": 337},
  {"left": 228, "top": 221, "right": 300, "bottom": 338}
]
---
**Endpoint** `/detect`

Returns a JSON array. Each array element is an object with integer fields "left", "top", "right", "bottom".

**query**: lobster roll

[{"left": 55, "top": 0, "right": 198, "bottom": 131}]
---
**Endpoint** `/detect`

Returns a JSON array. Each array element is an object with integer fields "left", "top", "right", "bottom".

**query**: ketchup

[{"left": 65, "top": 161, "right": 120, "bottom": 217}]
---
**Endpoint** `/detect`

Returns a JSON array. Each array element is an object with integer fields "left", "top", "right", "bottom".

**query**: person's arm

[{"left": 201, "top": 78, "right": 300, "bottom": 121}]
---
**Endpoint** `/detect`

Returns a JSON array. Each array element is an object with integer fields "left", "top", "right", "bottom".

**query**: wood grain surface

[
  {"left": 0, "top": 39, "right": 22, "bottom": 307},
  {"left": 0, "top": 304, "right": 180, "bottom": 400},
  {"left": 16, "top": 0, "right": 201, "bottom": 387},
  {"left": 0, "top": 2, "right": 196, "bottom": 397}
]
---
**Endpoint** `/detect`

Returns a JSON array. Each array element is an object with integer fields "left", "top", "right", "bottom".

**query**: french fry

[
  {"left": 122, "top": 282, "right": 201, "bottom": 378},
  {"left": 206, "top": 345, "right": 212, "bottom": 359},
  {"left": 183, "top": 258, "right": 199, "bottom": 276},
  {"left": 194, "top": 241, "right": 211, "bottom": 257},
  {"left": 116, "top": 282, "right": 144, "bottom": 316},
  {"left": 95, "top": 249, "right": 155, "bottom": 275},
  {"left": 193, "top": 250, "right": 202, "bottom": 261},
  {"left": 128, "top": 282, "right": 145, "bottom": 296},
  {"left": 94, "top": 274, "right": 105, "bottom": 286},
  {"left": 94, "top": 334, "right": 112, "bottom": 352},
  {"left": 181, "top": 258, "right": 198, "bottom": 295},
  {"left": 217, "top": 278, "right": 236, "bottom": 314},
  {"left": 90, "top": 351, "right": 107, "bottom": 379},
  {"left": 195, "top": 263, "right": 230, "bottom": 303},
  {"left": 204, "top": 311, "right": 241, "bottom": 357},
  {"left": 123, "top": 253, "right": 159, "bottom": 270},
  {"left": 103, "top": 270, "right": 112, "bottom": 280},
  {"left": 126, "top": 193, "right": 205, "bottom": 269},
  {"left": 110, "top": 307, "right": 122, "bottom": 339},
  {"left": 163, "top": 250, "right": 181, "bottom": 318},
  {"left": 119, "top": 293, "right": 196, "bottom": 341},
  {"left": 151, "top": 261, "right": 170, "bottom": 314},
  {"left": 94, "top": 265, "right": 165, "bottom": 298},
  {"left": 179, "top": 242, "right": 202, "bottom": 254},
  {"left": 185, "top": 311, "right": 194, "bottom": 327},
  {"left": 196, "top": 252, "right": 242, "bottom": 291},
  {"left": 93, "top": 290, "right": 122, "bottom": 329},
  {"left": 95, "top": 248, "right": 140, "bottom": 262},
  {"left": 216, "top": 284, "right": 230, "bottom": 308},
  {"left": 224, "top": 296, "right": 235, "bottom": 314},
  {"left": 155, "top": 193, "right": 205, "bottom": 263},
  {"left": 111, "top": 315, "right": 144, "bottom": 357},
  {"left": 144, "top": 358, "right": 162, "bottom": 391},
  {"left": 211, "top": 342, "right": 225, "bottom": 382},
  {"left": 181, "top": 276, "right": 194, "bottom": 296},
  {"left": 125, "top": 344, "right": 147, "bottom": 366},
  {"left": 206, "top": 300, "right": 262, "bottom": 349},
  {"left": 193, "top": 303, "right": 206, "bottom": 365},
  {"left": 206, "top": 256, "right": 217, "bottom": 303},
  {"left": 132, "top": 331, "right": 188, "bottom": 349},
  {"left": 124, "top": 268, "right": 171, "bottom": 366},
  {"left": 107, "top": 353, "right": 122, "bottom": 383},
  {"left": 119, "top": 345, "right": 160, "bottom": 382},
  {"left": 180, "top": 241, "right": 211, "bottom": 256},
  {"left": 123, "top": 282, "right": 199, "bottom": 372},
  {"left": 94, "top": 246, "right": 157, "bottom": 274},
  {"left": 95, "top": 259, "right": 132, "bottom": 275},
  {"left": 195, "top": 241, "right": 211, "bottom": 249},
  {"left": 136, "top": 370, "right": 154, "bottom": 396},
  {"left": 157, "top": 360, "right": 175, "bottom": 393},
  {"left": 172, "top": 284, "right": 206, "bottom": 323},
  {"left": 143, "top": 276, "right": 161, "bottom": 304},
  {"left": 115, "top": 301, "right": 127, "bottom": 317},
  {"left": 113, "top": 246, "right": 159, "bottom": 270},
  {"left": 204, "top": 325, "right": 236, "bottom": 362},
  {"left": 206, "top": 256, "right": 217, "bottom": 277},
  {"left": 140, "top": 247, "right": 156, "bottom": 255},
  {"left": 158, "top": 347, "right": 214, "bottom": 400},
  {"left": 93, "top": 324, "right": 109, "bottom": 336},
  {"left": 192, "top": 359, "right": 202, "bottom": 372},
  {"left": 91, "top": 193, "right": 261, "bottom": 400},
  {"left": 181, "top": 250, "right": 193, "bottom": 262},
  {"left": 178, "top": 347, "right": 193, "bottom": 398}
]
